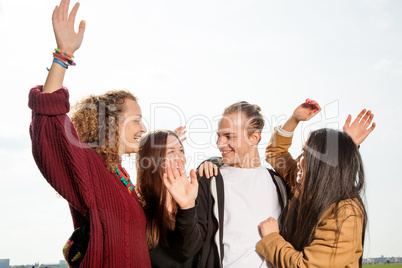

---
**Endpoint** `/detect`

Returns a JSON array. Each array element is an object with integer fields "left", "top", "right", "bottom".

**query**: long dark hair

[
  {"left": 135, "top": 130, "right": 180, "bottom": 249},
  {"left": 281, "top": 128, "right": 367, "bottom": 265}
]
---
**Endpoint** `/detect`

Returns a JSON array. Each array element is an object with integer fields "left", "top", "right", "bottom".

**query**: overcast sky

[{"left": 0, "top": 0, "right": 401, "bottom": 265}]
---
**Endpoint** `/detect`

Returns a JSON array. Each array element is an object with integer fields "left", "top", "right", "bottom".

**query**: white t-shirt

[{"left": 221, "top": 164, "right": 281, "bottom": 268}]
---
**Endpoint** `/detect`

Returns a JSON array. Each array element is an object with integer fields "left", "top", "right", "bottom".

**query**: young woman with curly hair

[
  {"left": 136, "top": 130, "right": 209, "bottom": 267},
  {"left": 257, "top": 100, "right": 376, "bottom": 268},
  {"left": 28, "top": 0, "right": 150, "bottom": 266}
]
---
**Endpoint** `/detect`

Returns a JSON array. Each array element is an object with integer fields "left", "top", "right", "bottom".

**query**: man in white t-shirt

[{"left": 195, "top": 101, "right": 288, "bottom": 268}]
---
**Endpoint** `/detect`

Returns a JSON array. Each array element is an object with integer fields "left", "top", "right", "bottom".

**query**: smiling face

[
  {"left": 164, "top": 134, "right": 185, "bottom": 214},
  {"left": 165, "top": 134, "right": 186, "bottom": 166},
  {"left": 216, "top": 112, "right": 260, "bottom": 168},
  {"left": 119, "top": 99, "right": 147, "bottom": 155}
]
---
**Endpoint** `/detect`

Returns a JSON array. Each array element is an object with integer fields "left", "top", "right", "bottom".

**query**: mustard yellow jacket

[{"left": 256, "top": 130, "right": 364, "bottom": 268}]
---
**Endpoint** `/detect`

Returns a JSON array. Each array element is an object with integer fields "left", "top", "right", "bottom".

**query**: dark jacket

[
  {"left": 149, "top": 205, "right": 206, "bottom": 268},
  {"left": 195, "top": 159, "right": 289, "bottom": 268}
]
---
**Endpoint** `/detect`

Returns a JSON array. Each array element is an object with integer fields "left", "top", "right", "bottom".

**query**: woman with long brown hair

[
  {"left": 257, "top": 99, "right": 375, "bottom": 268},
  {"left": 136, "top": 130, "right": 208, "bottom": 267},
  {"left": 29, "top": 0, "right": 151, "bottom": 266}
]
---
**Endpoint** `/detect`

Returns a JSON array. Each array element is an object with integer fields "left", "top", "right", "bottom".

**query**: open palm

[
  {"left": 343, "top": 109, "right": 376, "bottom": 146},
  {"left": 163, "top": 159, "right": 198, "bottom": 210},
  {"left": 52, "top": 0, "right": 85, "bottom": 54}
]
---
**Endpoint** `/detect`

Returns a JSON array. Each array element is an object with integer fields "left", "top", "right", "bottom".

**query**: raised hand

[
  {"left": 52, "top": 0, "right": 85, "bottom": 55},
  {"left": 293, "top": 99, "right": 321, "bottom": 123},
  {"left": 258, "top": 217, "right": 280, "bottom": 238},
  {"left": 198, "top": 161, "right": 218, "bottom": 179},
  {"left": 343, "top": 109, "right": 376, "bottom": 146},
  {"left": 282, "top": 99, "right": 321, "bottom": 132},
  {"left": 163, "top": 159, "right": 198, "bottom": 210},
  {"left": 173, "top": 126, "right": 187, "bottom": 143},
  {"left": 43, "top": 0, "right": 85, "bottom": 93}
]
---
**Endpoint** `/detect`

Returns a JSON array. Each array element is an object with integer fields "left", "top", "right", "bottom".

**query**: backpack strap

[
  {"left": 267, "top": 168, "right": 288, "bottom": 213},
  {"left": 198, "top": 158, "right": 288, "bottom": 210},
  {"left": 198, "top": 157, "right": 289, "bottom": 228}
]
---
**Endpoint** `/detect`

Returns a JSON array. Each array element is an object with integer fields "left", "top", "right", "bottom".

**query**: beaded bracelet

[
  {"left": 53, "top": 58, "right": 68, "bottom": 69},
  {"left": 53, "top": 53, "right": 76, "bottom": 66},
  {"left": 55, "top": 48, "right": 74, "bottom": 59},
  {"left": 53, "top": 51, "right": 74, "bottom": 62},
  {"left": 47, "top": 49, "right": 76, "bottom": 71}
]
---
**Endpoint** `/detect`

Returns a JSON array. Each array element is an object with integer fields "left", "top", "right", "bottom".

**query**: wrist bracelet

[
  {"left": 53, "top": 58, "right": 68, "bottom": 69},
  {"left": 53, "top": 53, "right": 76, "bottom": 66},
  {"left": 55, "top": 48, "right": 74, "bottom": 59},
  {"left": 47, "top": 49, "right": 76, "bottom": 71}
]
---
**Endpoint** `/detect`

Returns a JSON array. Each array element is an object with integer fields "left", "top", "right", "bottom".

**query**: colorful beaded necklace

[{"left": 115, "top": 166, "right": 134, "bottom": 194}]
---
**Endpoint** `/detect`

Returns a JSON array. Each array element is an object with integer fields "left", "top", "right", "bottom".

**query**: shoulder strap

[
  {"left": 267, "top": 168, "right": 289, "bottom": 230},
  {"left": 267, "top": 168, "right": 288, "bottom": 211},
  {"left": 210, "top": 171, "right": 225, "bottom": 266}
]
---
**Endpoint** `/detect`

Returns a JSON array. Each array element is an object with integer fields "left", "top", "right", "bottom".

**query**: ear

[{"left": 249, "top": 131, "right": 261, "bottom": 146}]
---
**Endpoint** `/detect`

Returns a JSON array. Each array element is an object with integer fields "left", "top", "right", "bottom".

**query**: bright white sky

[{"left": 0, "top": 0, "right": 401, "bottom": 265}]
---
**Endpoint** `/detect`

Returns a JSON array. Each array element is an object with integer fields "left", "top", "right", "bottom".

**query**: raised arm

[
  {"left": 43, "top": 0, "right": 85, "bottom": 93},
  {"left": 343, "top": 109, "right": 376, "bottom": 146},
  {"left": 29, "top": 0, "right": 88, "bottom": 217},
  {"left": 266, "top": 99, "right": 320, "bottom": 188},
  {"left": 282, "top": 99, "right": 321, "bottom": 132}
]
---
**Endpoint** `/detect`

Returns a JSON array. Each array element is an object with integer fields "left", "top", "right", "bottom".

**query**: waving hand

[
  {"left": 343, "top": 109, "right": 376, "bottom": 146},
  {"left": 52, "top": 0, "right": 85, "bottom": 54},
  {"left": 163, "top": 159, "right": 198, "bottom": 210}
]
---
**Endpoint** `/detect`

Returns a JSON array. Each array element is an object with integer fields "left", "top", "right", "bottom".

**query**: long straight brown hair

[
  {"left": 136, "top": 130, "right": 180, "bottom": 249},
  {"left": 281, "top": 129, "right": 367, "bottom": 267}
]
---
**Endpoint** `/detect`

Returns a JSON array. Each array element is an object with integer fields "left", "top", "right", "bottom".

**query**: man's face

[{"left": 216, "top": 112, "right": 255, "bottom": 167}]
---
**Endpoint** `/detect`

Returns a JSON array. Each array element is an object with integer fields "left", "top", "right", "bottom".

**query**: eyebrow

[
  {"left": 216, "top": 131, "right": 235, "bottom": 135},
  {"left": 166, "top": 146, "right": 184, "bottom": 150},
  {"left": 123, "top": 114, "right": 142, "bottom": 120}
]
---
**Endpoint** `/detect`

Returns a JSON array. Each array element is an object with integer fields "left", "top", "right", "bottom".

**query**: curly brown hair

[{"left": 70, "top": 90, "right": 137, "bottom": 173}]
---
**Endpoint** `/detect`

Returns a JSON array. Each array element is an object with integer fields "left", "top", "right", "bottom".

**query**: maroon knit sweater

[{"left": 29, "top": 86, "right": 151, "bottom": 268}]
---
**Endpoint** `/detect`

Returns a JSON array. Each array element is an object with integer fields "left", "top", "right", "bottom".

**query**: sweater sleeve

[
  {"left": 256, "top": 201, "right": 364, "bottom": 268},
  {"left": 29, "top": 85, "right": 92, "bottom": 218},
  {"left": 265, "top": 128, "right": 299, "bottom": 190},
  {"left": 170, "top": 202, "right": 206, "bottom": 260}
]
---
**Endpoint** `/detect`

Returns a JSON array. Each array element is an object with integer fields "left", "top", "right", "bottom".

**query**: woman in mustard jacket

[{"left": 257, "top": 99, "right": 376, "bottom": 268}]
